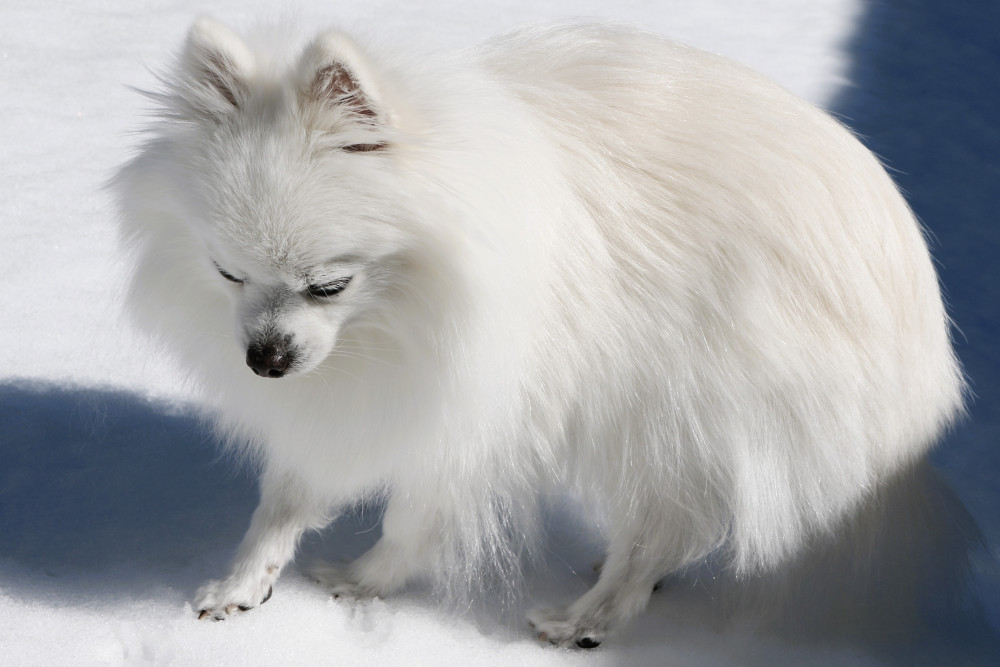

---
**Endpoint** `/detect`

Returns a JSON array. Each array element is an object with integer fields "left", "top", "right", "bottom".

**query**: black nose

[{"left": 246, "top": 340, "right": 293, "bottom": 378}]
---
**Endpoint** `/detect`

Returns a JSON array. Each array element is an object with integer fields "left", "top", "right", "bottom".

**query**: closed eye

[
  {"left": 213, "top": 261, "right": 244, "bottom": 284},
  {"left": 342, "top": 142, "right": 386, "bottom": 153},
  {"left": 307, "top": 277, "right": 352, "bottom": 298}
]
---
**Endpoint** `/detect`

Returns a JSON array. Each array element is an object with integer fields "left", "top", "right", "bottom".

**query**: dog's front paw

[
  {"left": 194, "top": 577, "right": 274, "bottom": 621},
  {"left": 527, "top": 607, "right": 604, "bottom": 649},
  {"left": 304, "top": 560, "right": 380, "bottom": 601}
]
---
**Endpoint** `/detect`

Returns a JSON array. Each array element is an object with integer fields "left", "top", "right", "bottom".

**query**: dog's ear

[
  {"left": 298, "top": 31, "right": 388, "bottom": 123},
  {"left": 178, "top": 16, "right": 254, "bottom": 118}
]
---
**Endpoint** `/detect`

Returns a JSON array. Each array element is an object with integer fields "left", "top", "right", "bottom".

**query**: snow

[{"left": 1, "top": 1, "right": 997, "bottom": 664}]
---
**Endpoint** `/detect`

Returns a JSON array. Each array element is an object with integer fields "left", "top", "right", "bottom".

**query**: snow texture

[{"left": 1, "top": 1, "right": 997, "bottom": 664}]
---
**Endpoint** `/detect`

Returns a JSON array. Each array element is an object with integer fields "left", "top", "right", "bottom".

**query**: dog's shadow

[
  {"left": 0, "top": 381, "right": 257, "bottom": 584},
  {"left": 0, "top": 382, "right": 397, "bottom": 587},
  {"left": 0, "top": 380, "right": 588, "bottom": 636}
]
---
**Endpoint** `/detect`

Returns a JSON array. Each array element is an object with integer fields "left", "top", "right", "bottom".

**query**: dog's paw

[
  {"left": 527, "top": 607, "right": 604, "bottom": 649},
  {"left": 303, "top": 561, "right": 378, "bottom": 600},
  {"left": 194, "top": 577, "right": 274, "bottom": 621},
  {"left": 303, "top": 560, "right": 380, "bottom": 601}
]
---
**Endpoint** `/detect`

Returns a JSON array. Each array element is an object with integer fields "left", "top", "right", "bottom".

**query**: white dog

[{"left": 113, "top": 17, "right": 965, "bottom": 647}]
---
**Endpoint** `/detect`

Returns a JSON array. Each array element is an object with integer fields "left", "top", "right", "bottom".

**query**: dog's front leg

[
  {"left": 195, "top": 467, "right": 331, "bottom": 620},
  {"left": 306, "top": 486, "right": 444, "bottom": 600}
]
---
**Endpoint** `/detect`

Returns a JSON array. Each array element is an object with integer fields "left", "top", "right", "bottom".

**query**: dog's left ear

[
  {"left": 298, "top": 31, "right": 390, "bottom": 124},
  {"left": 179, "top": 16, "right": 255, "bottom": 119}
]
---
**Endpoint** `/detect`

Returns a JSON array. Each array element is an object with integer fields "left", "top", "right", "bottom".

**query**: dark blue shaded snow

[
  {"left": 0, "top": 383, "right": 256, "bottom": 580},
  {"left": 832, "top": 0, "right": 1000, "bottom": 641}
]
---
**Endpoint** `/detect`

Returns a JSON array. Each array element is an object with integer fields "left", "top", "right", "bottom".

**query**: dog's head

[{"left": 164, "top": 17, "right": 421, "bottom": 378}]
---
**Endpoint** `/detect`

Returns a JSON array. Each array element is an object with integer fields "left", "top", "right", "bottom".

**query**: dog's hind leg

[
  {"left": 195, "top": 467, "right": 331, "bottom": 620},
  {"left": 527, "top": 504, "right": 702, "bottom": 648}
]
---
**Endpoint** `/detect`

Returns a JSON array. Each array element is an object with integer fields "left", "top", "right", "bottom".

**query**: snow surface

[{"left": 1, "top": 1, "right": 997, "bottom": 665}]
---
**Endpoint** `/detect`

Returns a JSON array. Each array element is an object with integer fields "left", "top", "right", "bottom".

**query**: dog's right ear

[
  {"left": 177, "top": 16, "right": 254, "bottom": 120},
  {"left": 297, "top": 31, "right": 391, "bottom": 125}
]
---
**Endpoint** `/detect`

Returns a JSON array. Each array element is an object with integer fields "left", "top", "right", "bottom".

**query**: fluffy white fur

[{"left": 113, "top": 18, "right": 965, "bottom": 647}]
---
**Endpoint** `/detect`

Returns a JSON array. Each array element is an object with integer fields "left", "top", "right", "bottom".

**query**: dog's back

[{"left": 472, "top": 24, "right": 964, "bottom": 572}]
